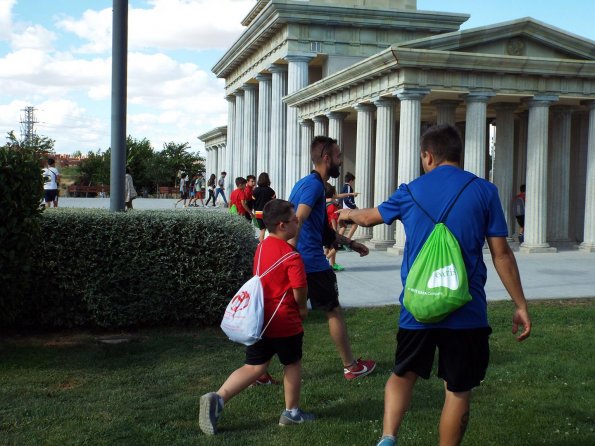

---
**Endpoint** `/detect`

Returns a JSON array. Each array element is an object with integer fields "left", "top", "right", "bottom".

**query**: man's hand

[
  {"left": 512, "top": 307, "right": 531, "bottom": 341},
  {"left": 350, "top": 241, "right": 369, "bottom": 257}
]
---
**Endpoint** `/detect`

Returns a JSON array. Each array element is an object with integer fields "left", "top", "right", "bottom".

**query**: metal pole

[{"left": 110, "top": 0, "right": 128, "bottom": 212}]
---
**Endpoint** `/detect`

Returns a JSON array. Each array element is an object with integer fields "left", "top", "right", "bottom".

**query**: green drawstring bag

[
  {"left": 403, "top": 177, "right": 476, "bottom": 323},
  {"left": 229, "top": 204, "right": 238, "bottom": 214}
]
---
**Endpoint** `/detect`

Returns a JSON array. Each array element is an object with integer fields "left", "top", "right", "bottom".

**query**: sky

[{"left": 0, "top": 0, "right": 593, "bottom": 156}]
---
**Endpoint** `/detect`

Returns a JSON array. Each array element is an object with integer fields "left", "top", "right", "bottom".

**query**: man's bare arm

[
  {"left": 288, "top": 203, "right": 312, "bottom": 247},
  {"left": 337, "top": 207, "right": 384, "bottom": 227},
  {"left": 487, "top": 236, "right": 531, "bottom": 341}
]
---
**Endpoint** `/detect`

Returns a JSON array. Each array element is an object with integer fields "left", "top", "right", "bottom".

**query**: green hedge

[
  {"left": 0, "top": 146, "right": 44, "bottom": 322},
  {"left": 4, "top": 209, "right": 257, "bottom": 330}
]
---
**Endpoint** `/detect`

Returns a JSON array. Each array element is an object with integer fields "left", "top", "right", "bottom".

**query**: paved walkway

[{"left": 55, "top": 198, "right": 595, "bottom": 307}]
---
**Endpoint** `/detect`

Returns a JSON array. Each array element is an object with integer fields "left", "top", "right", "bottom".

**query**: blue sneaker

[
  {"left": 278, "top": 408, "right": 315, "bottom": 426},
  {"left": 199, "top": 392, "right": 223, "bottom": 435},
  {"left": 376, "top": 436, "right": 397, "bottom": 446}
]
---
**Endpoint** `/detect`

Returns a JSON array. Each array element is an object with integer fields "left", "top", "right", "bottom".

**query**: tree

[{"left": 3, "top": 130, "right": 55, "bottom": 156}]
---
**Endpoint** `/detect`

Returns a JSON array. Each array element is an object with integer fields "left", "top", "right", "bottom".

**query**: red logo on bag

[{"left": 230, "top": 291, "right": 250, "bottom": 313}]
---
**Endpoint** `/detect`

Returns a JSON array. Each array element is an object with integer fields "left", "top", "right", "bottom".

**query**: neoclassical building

[{"left": 199, "top": 0, "right": 595, "bottom": 254}]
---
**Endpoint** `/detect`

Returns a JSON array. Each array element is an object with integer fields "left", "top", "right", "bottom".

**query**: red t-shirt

[
  {"left": 244, "top": 185, "right": 254, "bottom": 203},
  {"left": 230, "top": 188, "right": 246, "bottom": 215},
  {"left": 326, "top": 202, "right": 338, "bottom": 228},
  {"left": 253, "top": 236, "right": 307, "bottom": 338}
]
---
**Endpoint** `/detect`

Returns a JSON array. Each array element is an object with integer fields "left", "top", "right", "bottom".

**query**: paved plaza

[{"left": 56, "top": 197, "right": 595, "bottom": 307}]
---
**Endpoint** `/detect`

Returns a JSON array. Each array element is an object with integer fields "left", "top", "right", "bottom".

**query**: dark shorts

[
  {"left": 516, "top": 215, "right": 525, "bottom": 228},
  {"left": 306, "top": 268, "right": 340, "bottom": 312},
  {"left": 255, "top": 218, "right": 266, "bottom": 230},
  {"left": 245, "top": 332, "right": 303, "bottom": 366},
  {"left": 394, "top": 327, "right": 492, "bottom": 392},
  {"left": 44, "top": 189, "right": 58, "bottom": 202},
  {"left": 180, "top": 191, "right": 188, "bottom": 199}
]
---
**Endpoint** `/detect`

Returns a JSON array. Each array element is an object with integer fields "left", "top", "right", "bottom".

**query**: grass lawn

[{"left": 1, "top": 300, "right": 594, "bottom": 446}]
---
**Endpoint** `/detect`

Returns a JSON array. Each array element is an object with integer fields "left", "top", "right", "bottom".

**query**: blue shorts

[{"left": 44, "top": 189, "right": 58, "bottom": 202}]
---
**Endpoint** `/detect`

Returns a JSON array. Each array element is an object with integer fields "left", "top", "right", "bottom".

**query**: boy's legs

[
  {"left": 217, "top": 362, "right": 269, "bottom": 402},
  {"left": 326, "top": 306, "right": 355, "bottom": 367},
  {"left": 283, "top": 360, "right": 301, "bottom": 409},
  {"left": 381, "top": 372, "right": 417, "bottom": 438},
  {"left": 439, "top": 387, "right": 471, "bottom": 446}
]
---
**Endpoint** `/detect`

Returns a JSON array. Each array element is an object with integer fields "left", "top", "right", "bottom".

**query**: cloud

[
  {"left": 56, "top": 0, "right": 253, "bottom": 54},
  {"left": 0, "top": 0, "right": 16, "bottom": 40},
  {"left": 11, "top": 24, "right": 56, "bottom": 51}
]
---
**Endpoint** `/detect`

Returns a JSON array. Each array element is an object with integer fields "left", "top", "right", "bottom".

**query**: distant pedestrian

[
  {"left": 42, "top": 158, "right": 61, "bottom": 208},
  {"left": 230, "top": 177, "right": 249, "bottom": 220},
  {"left": 205, "top": 173, "right": 217, "bottom": 207},
  {"left": 338, "top": 172, "right": 359, "bottom": 241},
  {"left": 124, "top": 167, "right": 137, "bottom": 211},
  {"left": 215, "top": 171, "right": 228, "bottom": 206},
  {"left": 175, "top": 173, "right": 189, "bottom": 208},
  {"left": 514, "top": 184, "right": 526, "bottom": 243},
  {"left": 253, "top": 172, "right": 276, "bottom": 242}
]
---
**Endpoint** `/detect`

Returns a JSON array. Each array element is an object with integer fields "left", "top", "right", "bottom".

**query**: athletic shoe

[
  {"left": 278, "top": 408, "right": 315, "bottom": 426},
  {"left": 199, "top": 392, "right": 223, "bottom": 435},
  {"left": 376, "top": 436, "right": 397, "bottom": 446},
  {"left": 254, "top": 372, "right": 280, "bottom": 385},
  {"left": 344, "top": 358, "right": 376, "bottom": 380},
  {"left": 332, "top": 263, "right": 345, "bottom": 272}
]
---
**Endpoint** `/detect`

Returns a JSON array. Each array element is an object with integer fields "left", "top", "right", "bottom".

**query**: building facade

[{"left": 200, "top": 0, "right": 595, "bottom": 253}]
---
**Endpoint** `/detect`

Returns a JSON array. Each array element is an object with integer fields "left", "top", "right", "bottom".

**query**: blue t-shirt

[
  {"left": 378, "top": 165, "right": 508, "bottom": 329},
  {"left": 289, "top": 173, "right": 331, "bottom": 273}
]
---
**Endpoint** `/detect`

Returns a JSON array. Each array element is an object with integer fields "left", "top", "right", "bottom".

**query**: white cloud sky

[{"left": 0, "top": 0, "right": 253, "bottom": 154}]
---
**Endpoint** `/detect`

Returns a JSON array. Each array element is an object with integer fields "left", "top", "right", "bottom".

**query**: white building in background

[{"left": 199, "top": 0, "right": 595, "bottom": 253}]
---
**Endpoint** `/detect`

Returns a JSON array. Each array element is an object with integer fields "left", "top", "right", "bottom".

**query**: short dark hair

[
  {"left": 263, "top": 199, "right": 294, "bottom": 233},
  {"left": 344, "top": 172, "right": 355, "bottom": 183},
  {"left": 420, "top": 124, "right": 462, "bottom": 164},
  {"left": 235, "top": 177, "right": 246, "bottom": 187},
  {"left": 311, "top": 135, "right": 337, "bottom": 165},
  {"left": 520, "top": 184, "right": 526, "bottom": 193},
  {"left": 257, "top": 172, "right": 271, "bottom": 187},
  {"left": 48, "top": 158, "right": 55, "bottom": 166},
  {"left": 221, "top": 171, "right": 227, "bottom": 176},
  {"left": 324, "top": 181, "right": 336, "bottom": 199}
]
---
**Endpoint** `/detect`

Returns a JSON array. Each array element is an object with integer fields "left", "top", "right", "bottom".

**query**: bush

[
  {"left": 0, "top": 146, "right": 44, "bottom": 322},
  {"left": 3, "top": 209, "right": 258, "bottom": 330}
]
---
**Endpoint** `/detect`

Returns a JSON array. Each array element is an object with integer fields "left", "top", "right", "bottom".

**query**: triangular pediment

[{"left": 398, "top": 18, "right": 595, "bottom": 61}]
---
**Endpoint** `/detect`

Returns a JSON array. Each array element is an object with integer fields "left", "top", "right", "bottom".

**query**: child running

[{"left": 199, "top": 199, "right": 313, "bottom": 435}]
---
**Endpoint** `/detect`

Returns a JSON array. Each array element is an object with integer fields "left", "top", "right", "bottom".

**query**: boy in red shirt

[
  {"left": 324, "top": 182, "right": 343, "bottom": 271},
  {"left": 243, "top": 174, "right": 256, "bottom": 219},
  {"left": 229, "top": 177, "right": 249, "bottom": 220},
  {"left": 199, "top": 199, "right": 313, "bottom": 435}
]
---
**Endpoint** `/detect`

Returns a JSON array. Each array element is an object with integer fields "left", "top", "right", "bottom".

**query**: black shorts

[
  {"left": 245, "top": 332, "right": 303, "bottom": 366},
  {"left": 394, "top": 327, "right": 492, "bottom": 392},
  {"left": 44, "top": 189, "right": 58, "bottom": 202},
  {"left": 306, "top": 268, "right": 340, "bottom": 312},
  {"left": 180, "top": 191, "right": 188, "bottom": 199},
  {"left": 516, "top": 215, "right": 525, "bottom": 227},
  {"left": 255, "top": 218, "right": 266, "bottom": 230}
]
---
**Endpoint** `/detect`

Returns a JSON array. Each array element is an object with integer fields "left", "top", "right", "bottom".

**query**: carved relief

[{"left": 507, "top": 37, "right": 525, "bottom": 56}]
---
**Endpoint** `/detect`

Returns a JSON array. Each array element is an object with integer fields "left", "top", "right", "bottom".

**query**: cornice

[
  {"left": 198, "top": 126, "right": 227, "bottom": 143},
  {"left": 284, "top": 47, "right": 595, "bottom": 107},
  {"left": 212, "top": 0, "right": 468, "bottom": 79}
]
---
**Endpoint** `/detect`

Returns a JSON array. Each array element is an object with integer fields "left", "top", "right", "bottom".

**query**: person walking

[
  {"left": 42, "top": 158, "right": 61, "bottom": 208},
  {"left": 124, "top": 167, "right": 137, "bottom": 211},
  {"left": 288, "top": 135, "right": 376, "bottom": 380},
  {"left": 337, "top": 124, "right": 531, "bottom": 446},
  {"left": 175, "top": 173, "right": 189, "bottom": 208},
  {"left": 215, "top": 171, "right": 228, "bottom": 207},
  {"left": 514, "top": 184, "right": 526, "bottom": 243},
  {"left": 253, "top": 172, "right": 276, "bottom": 242},
  {"left": 205, "top": 173, "right": 217, "bottom": 207}
]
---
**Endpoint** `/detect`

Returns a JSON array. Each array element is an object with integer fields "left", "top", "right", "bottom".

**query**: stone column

[
  {"left": 225, "top": 95, "right": 236, "bottom": 182},
  {"left": 354, "top": 103, "right": 376, "bottom": 240},
  {"left": 369, "top": 98, "right": 397, "bottom": 250},
  {"left": 300, "top": 119, "right": 314, "bottom": 177},
  {"left": 327, "top": 111, "right": 349, "bottom": 191},
  {"left": 463, "top": 92, "right": 494, "bottom": 178},
  {"left": 521, "top": 95, "right": 558, "bottom": 253},
  {"left": 256, "top": 73, "right": 272, "bottom": 175},
  {"left": 212, "top": 147, "right": 219, "bottom": 177},
  {"left": 269, "top": 64, "right": 288, "bottom": 198},
  {"left": 580, "top": 101, "right": 595, "bottom": 252},
  {"left": 217, "top": 144, "right": 223, "bottom": 177},
  {"left": 432, "top": 99, "right": 460, "bottom": 126},
  {"left": 233, "top": 89, "right": 245, "bottom": 182},
  {"left": 242, "top": 83, "right": 258, "bottom": 177},
  {"left": 390, "top": 88, "right": 429, "bottom": 254},
  {"left": 493, "top": 103, "right": 518, "bottom": 237},
  {"left": 514, "top": 111, "right": 528, "bottom": 194},
  {"left": 313, "top": 115, "right": 328, "bottom": 136},
  {"left": 285, "top": 55, "right": 313, "bottom": 196},
  {"left": 547, "top": 106, "right": 573, "bottom": 244}
]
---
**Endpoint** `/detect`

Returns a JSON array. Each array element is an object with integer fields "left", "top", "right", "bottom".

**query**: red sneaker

[
  {"left": 254, "top": 372, "right": 280, "bottom": 385},
  {"left": 344, "top": 358, "right": 376, "bottom": 380}
]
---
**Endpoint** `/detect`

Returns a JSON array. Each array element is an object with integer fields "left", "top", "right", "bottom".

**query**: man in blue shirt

[
  {"left": 289, "top": 136, "right": 376, "bottom": 380},
  {"left": 338, "top": 124, "right": 531, "bottom": 446}
]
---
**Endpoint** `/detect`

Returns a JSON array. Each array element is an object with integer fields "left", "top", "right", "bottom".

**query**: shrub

[
  {"left": 4, "top": 209, "right": 258, "bottom": 330},
  {"left": 0, "top": 146, "right": 44, "bottom": 322}
]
